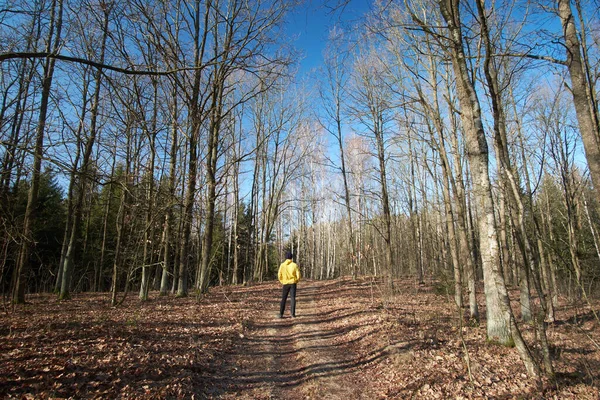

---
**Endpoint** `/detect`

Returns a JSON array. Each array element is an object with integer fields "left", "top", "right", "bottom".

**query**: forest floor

[{"left": 1, "top": 277, "right": 600, "bottom": 399}]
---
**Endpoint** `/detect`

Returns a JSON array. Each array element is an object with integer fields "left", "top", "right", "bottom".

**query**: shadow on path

[{"left": 204, "top": 279, "right": 409, "bottom": 399}]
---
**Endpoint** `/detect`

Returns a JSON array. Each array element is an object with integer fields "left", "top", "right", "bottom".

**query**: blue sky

[{"left": 285, "top": 0, "right": 371, "bottom": 76}]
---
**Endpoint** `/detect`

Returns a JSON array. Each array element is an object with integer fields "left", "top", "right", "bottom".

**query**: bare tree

[
  {"left": 349, "top": 48, "right": 395, "bottom": 287},
  {"left": 11, "top": 0, "right": 64, "bottom": 304},
  {"left": 59, "top": 1, "right": 112, "bottom": 300},
  {"left": 406, "top": 0, "right": 540, "bottom": 378},
  {"left": 475, "top": 0, "right": 554, "bottom": 375},
  {"left": 197, "top": 0, "right": 296, "bottom": 293},
  {"left": 556, "top": 0, "right": 600, "bottom": 202},
  {"left": 318, "top": 26, "right": 358, "bottom": 278}
]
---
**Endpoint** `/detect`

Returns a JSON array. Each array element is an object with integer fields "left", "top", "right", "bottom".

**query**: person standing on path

[{"left": 278, "top": 251, "right": 301, "bottom": 318}]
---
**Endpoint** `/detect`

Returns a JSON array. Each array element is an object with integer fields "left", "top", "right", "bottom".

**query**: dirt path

[
  {"left": 3, "top": 278, "right": 599, "bottom": 398},
  {"left": 212, "top": 279, "right": 379, "bottom": 399}
]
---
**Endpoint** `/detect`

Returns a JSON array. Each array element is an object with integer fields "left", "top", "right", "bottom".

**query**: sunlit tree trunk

[
  {"left": 557, "top": 0, "right": 600, "bottom": 202},
  {"left": 320, "top": 31, "right": 357, "bottom": 278},
  {"left": 420, "top": 3, "right": 539, "bottom": 378},
  {"left": 434, "top": 0, "right": 508, "bottom": 343},
  {"left": 231, "top": 113, "right": 242, "bottom": 285},
  {"left": 414, "top": 74, "right": 463, "bottom": 308}
]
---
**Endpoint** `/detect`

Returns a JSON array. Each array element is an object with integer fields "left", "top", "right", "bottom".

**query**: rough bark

[
  {"left": 558, "top": 0, "right": 600, "bottom": 202},
  {"left": 436, "top": 0, "right": 510, "bottom": 345}
]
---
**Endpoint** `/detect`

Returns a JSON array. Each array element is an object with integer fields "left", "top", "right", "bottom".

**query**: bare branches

[{"left": 0, "top": 51, "right": 209, "bottom": 76}]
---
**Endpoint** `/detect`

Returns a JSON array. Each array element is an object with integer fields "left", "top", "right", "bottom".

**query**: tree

[
  {"left": 556, "top": 0, "right": 600, "bottom": 203},
  {"left": 406, "top": 0, "right": 540, "bottom": 378},
  {"left": 349, "top": 47, "right": 395, "bottom": 287},
  {"left": 59, "top": 0, "right": 112, "bottom": 300},
  {"left": 318, "top": 26, "right": 358, "bottom": 278},
  {"left": 475, "top": 0, "right": 553, "bottom": 375},
  {"left": 11, "top": 0, "right": 64, "bottom": 304},
  {"left": 197, "top": 0, "right": 296, "bottom": 293}
]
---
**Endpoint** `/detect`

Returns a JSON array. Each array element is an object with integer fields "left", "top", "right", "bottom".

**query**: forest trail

[
  {"left": 3, "top": 277, "right": 600, "bottom": 399},
  {"left": 212, "top": 279, "right": 381, "bottom": 399},
  {"left": 204, "top": 278, "right": 600, "bottom": 399}
]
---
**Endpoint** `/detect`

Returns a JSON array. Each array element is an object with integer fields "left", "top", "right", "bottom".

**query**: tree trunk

[
  {"left": 97, "top": 148, "right": 117, "bottom": 292},
  {"left": 176, "top": 0, "right": 210, "bottom": 297},
  {"left": 231, "top": 135, "right": 241, "bottom": 285},
  {"left": 436, "top": 0, "right": 510, "bottom": 346},
  {"left": 558, "top": 0, "right": 600, "bottom": 202},
  {"left": 139, "top": 78, "right": 159, "bottom": 301},
  {"left": 55, "top": 93, "right": 84, "bottom": 293},
  {"left": 160, "top": 90, "right": 179, "bottom": 296},
  {"left": 60, "top": 2, "right": 110, "bottom": 300},
  {"left": 110, "top": 155, "right": 130, "bottom": 307},
  {"left": 12, "top": 0, "right": 63, "bottom": 304},
  {"left": 198, "top": 77, "right": 224, "bottom": 293}
]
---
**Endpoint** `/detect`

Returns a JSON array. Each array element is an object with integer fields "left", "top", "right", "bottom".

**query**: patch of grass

[
  {"left": 125, "top": 312, "right": 140, "bottom": 327},
  {"left": 486, "top": 335, "right": 515, "bottom": 348}
]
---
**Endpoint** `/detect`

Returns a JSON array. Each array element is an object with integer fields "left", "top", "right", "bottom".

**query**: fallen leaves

[{"left": 1, "top": 279, "right": 599, "bottom": 399}]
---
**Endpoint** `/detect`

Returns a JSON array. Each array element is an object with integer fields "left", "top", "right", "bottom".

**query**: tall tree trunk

[
  {"left": 198, "top": 79, "right": 224, "bottom": 293},
  {"left": 374, "top": 114, "right": 394, "bottom": 288},
  {"left": 177, "top": 123, "right": 198, "bottom": 297},
  {"left": 415, "top": 54, "right": 466, "bottom": 309},
  {"left": 111, "top": 126, "right": 133, "bottom": 307},
  {"left": 435, "top": 0, "right": 517, "bottom": 355},
  {"left": 558, "top": 0, "right": 600, "bottom": 202},
  {"left": 439, "top": 70, "right": 480, "bottom": 321},
  {"left": 177, "top": 0, "right": 210, "bottom": 297},
  {"left": 60, "top": 2, "right": 110, "bottom": 300},
  {"left": 97, "top": 146, "right": 117, "bottom": 292},
  {"left": 12, "top": 0, "right": 64, "bottom": 304},
  {"left": 406, "top": 128, "right": 424, "bottom": 284},
  {"left": 160, "top": 90, "right": 179, "bottom": 296},
  {"left": 511, "top": 85, "right": 556, "bottom": 322},
  {"left": 231, "top": 126, "right": 241, "bottom": 285},
  {"left": 321, "top": 41, "right": 357, "bottom": 279},
  {"left": 475, "top": 0, "right": 540, "bottom": 326},
  {"left": 139, "top": 78, "right": 159, "bottom": 301},
  {"left": 55, "top": 82, "right": 85, "bottom": 293}
]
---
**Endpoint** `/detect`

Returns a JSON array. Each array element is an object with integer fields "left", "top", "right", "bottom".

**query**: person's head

[{"left": 285, "top": 250, "right": 293, "bottom": 260}]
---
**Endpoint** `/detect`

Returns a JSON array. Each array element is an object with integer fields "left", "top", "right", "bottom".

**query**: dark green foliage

[
  {"left": 9, "top": 169, "right": 66, "bottom": 293},
  {"left": 207, "top": 202, "right": 258, "bottom": 287},
  {"left": 207, "top": 211, "right": 227, "bottom": 287},
  {"left": 83, "top": 172, "right": 121, "bottom": 292},
  {"left": 535, "top": 174, "right": 600, "bottom": 297}
]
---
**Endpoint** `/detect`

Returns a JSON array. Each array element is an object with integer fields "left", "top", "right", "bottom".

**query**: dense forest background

[{"left": 1, "top": 0, "right": 600, "bottom": 379}]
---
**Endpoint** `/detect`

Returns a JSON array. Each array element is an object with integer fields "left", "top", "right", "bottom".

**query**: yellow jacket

[{"left": 278, "top": 259, "right": 301, "bottom": 285}]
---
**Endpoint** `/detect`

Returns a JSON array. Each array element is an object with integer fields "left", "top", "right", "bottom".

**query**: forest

[{"left": 1, "top": 0, "right": 600, "bottom": 397}]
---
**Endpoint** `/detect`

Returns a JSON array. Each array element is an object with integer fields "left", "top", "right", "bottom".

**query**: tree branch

[
  {"left": 0, "top": 52, "right": 208, "bottom": 76},
  {"left": 497, "top": 52, "right": 567, "bottom": 66}
]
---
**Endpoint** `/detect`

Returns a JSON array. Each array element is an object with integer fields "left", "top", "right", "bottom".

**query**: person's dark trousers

[{"left": 280, "top": 283, "right": 297, "bottom": 317}]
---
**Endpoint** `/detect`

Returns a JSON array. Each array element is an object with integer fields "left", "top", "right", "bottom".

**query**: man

[{"left": 278, "top": 250, "right": 301, "bottom": 318}]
